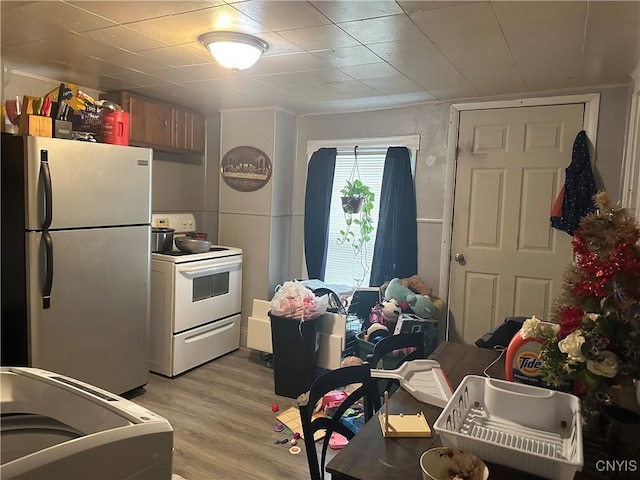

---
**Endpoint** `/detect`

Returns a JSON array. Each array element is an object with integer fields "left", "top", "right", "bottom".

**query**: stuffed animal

[
  {"left": 381, "top": 274, "right": 432, "bottom": 298},
  {"left": 405, "top": 293, "right": 435, "bottom": 319},
  {"left": 364, "top": 323, "right": 389, "bottom": 343},
  {"left": 384, "top": 278, "right": 435, "bottom": 319},
  {"left": 383, "top": 278, "right": 413, "bottom": 306},
  {"left": 369, "top": 299, "right": 401, "bottom": 326}
]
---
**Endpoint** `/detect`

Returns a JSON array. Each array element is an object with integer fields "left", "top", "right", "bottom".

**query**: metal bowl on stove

[{"left": 175, "top": 236, "right": 212, "bottom": 254}]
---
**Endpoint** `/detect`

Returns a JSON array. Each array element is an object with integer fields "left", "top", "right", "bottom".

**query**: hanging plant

[{"left": 337, "top": 146, "right": 375, "bottom": 286}]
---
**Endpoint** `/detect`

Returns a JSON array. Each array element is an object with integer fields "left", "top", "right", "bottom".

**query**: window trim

[{"left": 306, "top": 135, "right": 420, "bottom": 177}]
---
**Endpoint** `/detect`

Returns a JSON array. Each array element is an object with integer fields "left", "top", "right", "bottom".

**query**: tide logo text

[{"left": 516, "top": 352, "right": 541, "bottom": 375}]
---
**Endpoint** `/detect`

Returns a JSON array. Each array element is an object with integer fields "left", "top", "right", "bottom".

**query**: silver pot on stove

[{"left": 151, "top": 227, "right": 175, "bottom": 252}]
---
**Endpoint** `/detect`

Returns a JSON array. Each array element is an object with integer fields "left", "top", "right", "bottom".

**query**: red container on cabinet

[{"left": 101, "top": 111, "right": 130, "bottom": 146}]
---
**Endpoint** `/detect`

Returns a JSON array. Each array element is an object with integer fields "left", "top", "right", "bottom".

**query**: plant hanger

[{"left": 348, "top": 145, "right": 360, "bottom": 183}]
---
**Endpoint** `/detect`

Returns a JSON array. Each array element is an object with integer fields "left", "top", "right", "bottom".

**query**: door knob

[{"left": 454, "top": 253, "right": 466, "bottom": 264}]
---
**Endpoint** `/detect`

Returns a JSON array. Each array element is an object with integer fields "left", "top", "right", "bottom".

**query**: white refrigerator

[{"left": 1, "top": 134, "right": 152, "bottom": 395}]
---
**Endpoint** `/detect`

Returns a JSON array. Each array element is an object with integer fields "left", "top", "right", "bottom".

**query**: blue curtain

[
  {"left": 304, "top": 148, "right": 337, "bottom": 281},
  {"left": 369, "top": 147, "right": 417, "bottom": 286}
]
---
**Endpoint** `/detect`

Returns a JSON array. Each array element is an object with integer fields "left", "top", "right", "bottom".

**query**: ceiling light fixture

[{"left": 198, "top": 31, "right": 268, "bottom": 71}]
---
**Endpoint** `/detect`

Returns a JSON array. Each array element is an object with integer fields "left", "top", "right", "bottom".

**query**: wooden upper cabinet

[{"left": 100, "top": 91, "right": 205, "bottom": 154}]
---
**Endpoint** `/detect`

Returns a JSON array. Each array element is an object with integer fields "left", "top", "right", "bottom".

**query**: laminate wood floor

[{"left": 132, "top": 348, "right": 335, "bottom": 480}]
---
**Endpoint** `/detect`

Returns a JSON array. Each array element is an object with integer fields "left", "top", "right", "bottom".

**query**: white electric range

[{"left": 150, "top": 213, "right": 243, "bottom": 377}]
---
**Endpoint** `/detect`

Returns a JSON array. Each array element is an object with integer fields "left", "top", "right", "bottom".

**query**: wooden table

[{"left": 326, "top": 341, "right": 640, "bottom": 480}]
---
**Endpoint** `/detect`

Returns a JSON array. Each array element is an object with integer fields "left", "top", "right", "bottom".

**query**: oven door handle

[{"left": 177, "top": 259, "right": 242, "bottom": 278}]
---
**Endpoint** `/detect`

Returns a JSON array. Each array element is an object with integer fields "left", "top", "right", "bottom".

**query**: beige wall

[
  {"left": 293, "top": 87, "right": 633, "bottom": 299},
  {"left": 219, "top": 108, "right": 296, "bottom": 347}
]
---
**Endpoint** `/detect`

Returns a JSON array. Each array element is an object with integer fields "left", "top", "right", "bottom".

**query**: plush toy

[
  {"left": 405, "top": 293, "right": 435, "bottom": 319},
  {"left": 381, "top": 274, "right": 432, "bottom": 298},
  {"left": 369, "top": 299, "right": 401, "bottom": 326},
  {"left": 364, "top": 323, "right": 389, "bottom": 343},
  {"left": 384, "top": 278, "right": 435, "bottom": 319},
  {"left": 383, "top": 278, "right": 414, "bottom": 307}
]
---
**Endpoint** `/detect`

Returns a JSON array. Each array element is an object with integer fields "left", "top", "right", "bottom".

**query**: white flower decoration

[
  {"left": 520, "top": 316, "right": 541, "bottom": 339},
  {"left": 586, "top": 313, "right": 600, "bottom": 322},
  {"left": 558, "top": 331, "right": 587, "bottom": 363},
  {"left": 587, "top": 351, "right": 620, "bottom": 378}
]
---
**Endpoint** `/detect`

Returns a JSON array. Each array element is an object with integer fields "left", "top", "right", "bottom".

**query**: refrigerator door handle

[
  {"left": 40, "top": 150, "right": 53, "bottom": 230},
  {"left": 42, "top": 231, "right": 53, "bottom": 309}
]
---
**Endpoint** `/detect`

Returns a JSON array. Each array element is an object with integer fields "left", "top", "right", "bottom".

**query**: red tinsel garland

[{"left": 570, "top": 232, "right": 640, "bottom": 301}]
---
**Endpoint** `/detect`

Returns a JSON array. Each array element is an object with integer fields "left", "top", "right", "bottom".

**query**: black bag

[{"left": 475, "top": 316, "right": 526, "bottom": 349}]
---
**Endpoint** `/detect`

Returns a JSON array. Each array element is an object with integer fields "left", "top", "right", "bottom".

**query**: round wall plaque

[{"left": 220, "top": 146, "right": 272, "bottom": 192}]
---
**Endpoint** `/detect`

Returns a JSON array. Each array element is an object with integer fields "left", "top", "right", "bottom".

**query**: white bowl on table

[{"left": 420, "top": 447, "right": 489, "bottom": 480}]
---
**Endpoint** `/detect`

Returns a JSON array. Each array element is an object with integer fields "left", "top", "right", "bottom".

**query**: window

[
  {"left": 324, "top": 149, "right": 386, "bottom": 286},
  {"left": 305, "top": 135, "right": 420, "bottom": 286}
]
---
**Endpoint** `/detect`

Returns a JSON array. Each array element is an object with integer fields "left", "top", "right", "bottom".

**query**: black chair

[
  {"left": 297, "top": 363, "right": 380, "bottom": 480},
  {"left": 367, "top": 332, "right": 426, "bottom": 396}
]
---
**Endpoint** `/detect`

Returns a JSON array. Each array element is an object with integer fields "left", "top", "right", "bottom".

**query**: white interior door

[{"left": 449, "top": 104, "right": 585, "bottom": 344}]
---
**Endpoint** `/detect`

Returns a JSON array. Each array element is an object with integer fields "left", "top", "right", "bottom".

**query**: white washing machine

[{"left": 1, "top": 367, "right": 173, "bottom": 480}]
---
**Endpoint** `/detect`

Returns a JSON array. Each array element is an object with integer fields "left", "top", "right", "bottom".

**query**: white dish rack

[{"left": 433, "top": 375, "right": 583, "bottom": 480}]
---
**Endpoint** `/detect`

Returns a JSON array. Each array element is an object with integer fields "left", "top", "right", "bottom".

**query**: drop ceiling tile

[
  {"left": 125, "top": 5, "right": 264, "bottom": 46},
  {"left": 338, "top": 13, "right": 427, "bottom": 45},
  {"left": 320, "top": 79, "right": 373, "bottom": 95},
  {"left": 1, "top": 1, "right": 37, "bottom": 11},
  {"left": 338, "top": 62, "right": 399, "bottom": 80},
  {"left": 388, "top": 91, "right": 437, "bottom": 104},
  {"left": 351, "top": 95, "right": 400, "bottom": 110},
  {"left": 2, "top": 41, "right": 66, "bottom": 66},
  {"left": 251, "top": 71, "right": 318, "bottom": 89},
  {"left": 462, "top": 65, "right": 527, "bottom": 97},
  {"left": 278, "top": 24, "right": 361, "bottom": 52},
  {"left": 311, "top": 45, "right": 382, "bottom": 68},
  {"left": 412, "top": 2, "right": 498, "bottom": 35},
  {"left": 311, "top": 1, "right": 404, "bottom": 22},
  {"left": 492, "top": 1, "right": 587, "bottom": 27},
  {"left": 67, "top": 55, "right": 133, "bottom": 77},
  {"left": 232, "top": 0, "right": 330, "bottom": 31},
  {"left": 14, "top": 61, "right": 106, "bottom": 92},
  {"left": 393, "top": 53, "right": 478, "bottom": 97},
  {"left": 359, "top": 74, "right": 423, "bottom": 94},
  {"left": 280, "top": 82, "right": 331, "bottom": 97},
  {"left": 39, "top": 32, "right": 129, "bottom": 62},
  {"left": 367, "top": 38, "right": 445, "bottom": 70},
  {"left": 69, "top": 1, "right": 225, "bottom": 24},
  {"left": 177, "top": 63, "right": 238, "bottom": 81},
  {"left": 242, "top": 52, "right": 330, "bottom": 76},
  {"left": 16, "top": 1, "right": 117, "bottom": 33},
  {"left": 293, "top": 68, "right": 355, "bottom": 85},
  {"left": 410, "top": 3, "right": 515, "bottom": 69},
  {"left": 108, "top": 69, "right": 172, "bottom": 87},
  {"left": 254, "top": 32, "right": 305, "bottom": 57},
  {"left": 174, "top": 41, "right": 218, "bottom": 61},
  {"left": 135, "top": 46, "right": 208, "bottom": 67},
  {"left": 0, "top": 10, "right": 71, "bottom": 46},
  {"left": 517, "top": 63, "right": 592, "bottom": 92},
  {"left": 583, "top": 1, "right": 640, "bottom": 76},
  {"left": 127, "top": 83, "right": 187, "bottom": 104},
  {"left": 97, "top": 74, "right": 145, "bottom": 92},
  {"left": 99, "top": 49, "right": 173, "bottom": 72},
  {"left": 397, "top": 1, "right": 478, "bottom": 14},
  {"left": 82, "top": 26, "right": 170, "bottom": 53}
]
